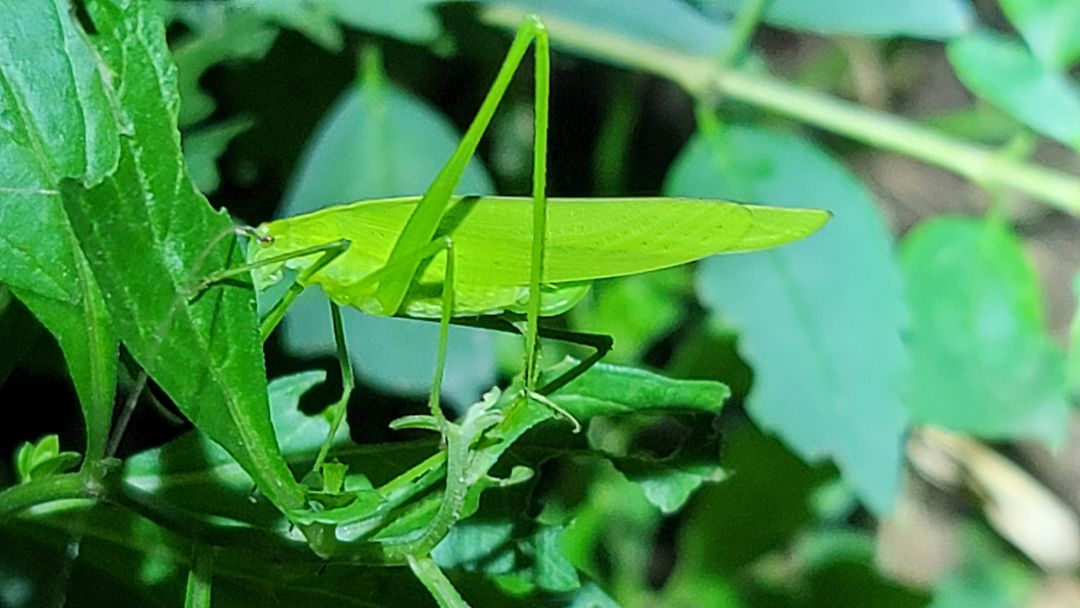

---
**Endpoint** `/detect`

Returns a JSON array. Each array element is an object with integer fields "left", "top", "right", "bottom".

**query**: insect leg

[
  {"left": 310, "top": 302, "right": 355, "bottom": 474},
  {"left": 523, "top": 16, "right": 551, "bottom": 392}
]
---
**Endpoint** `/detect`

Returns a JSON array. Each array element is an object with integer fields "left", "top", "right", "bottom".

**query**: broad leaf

[
  {"left": 63, "top": 0, "right": 304, "bottom": 512},
  {"left": 667, "top": 123, "right": 908, "bottom": 515},
  {"left": 948, "top": 32, "right": 1080, "bottom": 150},
  {"left": 999, "top": 0, "right": 1080, "bottom": 69},
  {"left": 0, "top": 0, "right": 120, "bottom": 462},
  {"left": 275, "top": 70, "right": 497, "bottom": 409},
  {"left": 487, "top": 0, "right": 731, "bottom": 59},
  {"left": 901, "top": 217, "right": 1069, "bottom": 442},
  {"left": 708, "top": 0, "right": 974, "bottom": 39}
]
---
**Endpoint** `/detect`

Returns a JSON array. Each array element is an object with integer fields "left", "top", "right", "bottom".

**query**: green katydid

[{"left": 196, "top": 13, "right": 827, "bottom": 547}]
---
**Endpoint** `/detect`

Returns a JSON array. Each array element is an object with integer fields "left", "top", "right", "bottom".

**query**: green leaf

[
  {"left": 0, "top": 0, "right": 121, "bottom": 463},
  {"left": 901, "top": 217, "right": 1069, "bottom": 443},
  {"left": 999, "top": 0, "right": 1080, "bottom": 69},
  {"left": 487, "top": 0, "right": 731, "bottom": 59},
  {"left": 171, "top": 12, "right": 278, "bottom": 128},
  {"left": 707, "top": 0, "right": 974, "bottom": 39},
  {"left": 666, "top": 123, "right": 908, "bottom": 515},
  {"left": 948, "top": 32, "right": 1080, "bottom": 150},
  {"left": 613, "top": 459, "right": 726, "bottom": 515},
  {"left": 674, "top": 426, "right": 831, "bottom": 574},
  {"left": 14, "top": 435, "right": 81, "bottom": 482},
  {"left": 206, "top": 0, "right": 444, "bottom": 50},
  {"left": 183, "top": 118, "right": 254, "bottom": 194},
  {"left": 276, "top": 71, "right": 497, "bottom": 408},
  {"left": 63, "top": 0, "right": 303, "bottom": 513},
  {"left": 545, "top": 359, "right": 730, "bottom": 419}
]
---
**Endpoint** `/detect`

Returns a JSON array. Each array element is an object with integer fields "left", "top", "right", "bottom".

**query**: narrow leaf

[{"left": 667, "top": 123, "right": 908, "bottom": 514}]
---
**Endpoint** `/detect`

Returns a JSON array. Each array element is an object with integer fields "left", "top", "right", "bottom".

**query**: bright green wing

[{"left": 251, "top": 196, "right": 829, "bottom": 318}]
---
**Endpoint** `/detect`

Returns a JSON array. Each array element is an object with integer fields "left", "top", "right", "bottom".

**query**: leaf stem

[
  {"left": 0, "top": 474, "right": 99, "bottom": 520},
  {"left": 483, "top": 7, "right": 1080, "bottom": 215}
]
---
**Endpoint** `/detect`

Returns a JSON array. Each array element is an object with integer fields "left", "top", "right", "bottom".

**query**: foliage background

[{"left": 2, "top": 0, "right": 1080, "bottom": 606}]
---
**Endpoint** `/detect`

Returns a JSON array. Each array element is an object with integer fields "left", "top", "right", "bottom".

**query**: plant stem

[
  {"left": 483, "top": 7, "right": 1080, "bottom": 216},
  {"left": 0, "top": 474, "right": 98, "bottom": 520}
]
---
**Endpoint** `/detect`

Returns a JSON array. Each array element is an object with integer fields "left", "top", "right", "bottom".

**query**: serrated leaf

[
  {"left": 901, "top": 217, "right": 1069, "bottom": 443},
  {"left": 276, "top": 73, "right": 496, "bottom": 409},
  {"left": 171, "top": 12, "right": 278, "bottom": 128},
  {"left": 614, "top": 459, "right": 726, "bottom": 515},
  {"left": 709, "top": 0, "right": 974, "bottom": 39},
  {"left": 948, "top": 32, "right": 1080, "bottom": 151},
  {"left": 999, "top": 0, "right": 1080, "bottom": 69},
  {"left": 0, "top": 0, "right": 120, "bottom": 463},
  {"left": 63, "top": 0, "right": 303, "bottom": 513},
  {"left": 666, "top": 123, "right": 908, "bottom": 515}
]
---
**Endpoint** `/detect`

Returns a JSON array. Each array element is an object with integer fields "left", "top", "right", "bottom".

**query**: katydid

[
  {"left": 200, "top": 14, "right": 828, "bottom": 445},
  {"left": 175, "top": 15, "right": 831, "bottom": 596},
  {"left": 200, "top": 12, "right": 825, "bottom": 508}
]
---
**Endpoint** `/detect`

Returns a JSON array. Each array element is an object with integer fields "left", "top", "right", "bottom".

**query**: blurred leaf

[
  {"left": 999, "top": 0, "right": 1080, "bottom": 69},
  {"left": 706, "top": 0, "right": 974, "bottom": 39},
  {"left": 486, "top": 0, "right": 731, "bottom": 59},
  {"left": 901, "top": 217, "right": 1069, "bottom": 442},
  {"left": 667, "top": 123, "right": 908, "bottom": 515},
  {"left": 62, "top": 0, "right": 304, "bottom": 512},
  {"left": 570, "top": 268, "right": 689, "bottom": 365},
  {"left": 948, "top": 31, "right": 1080, "bottom": 150},
  {"left": 928, "top": 530, "right": 1033, "bottom": 608},
  {"left": 0, "top": 0, "right": 121, "bottom": 462},
  {"left": 171, "top": 12, "right": 278, "bottom": 128},
  {"left": 183, "top": 117, "right": 254, "bottom": 194},
  {"left": 277, "top": 70, "right": 497, "bottom": 409},
  {"left": 674, "top": 425, "right": 830, "bottom": 575},
  {"left": 211, "top": 0, "right": 444, "bottom": 50}
]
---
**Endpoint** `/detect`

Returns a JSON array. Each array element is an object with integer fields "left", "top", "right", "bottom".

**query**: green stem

[
  {"left": 0, "top": 474, "right": 98, "bottom": 520},
  {"left": 408, "top": 555, "right": 471, "bottom": 608},
  {"left": 184, "top": 546, "right": 214, "bottom": 608},
  {"left": 716, "top": 0, "right": 767, "bottom": 67},
  {"left": 482, "top": 7, "right": 1080, "bottom": 216}
]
